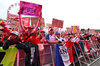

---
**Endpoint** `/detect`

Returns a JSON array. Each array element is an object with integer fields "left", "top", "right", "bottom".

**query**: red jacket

[
  {"left": 4, "top": 27, "right": 11, "bottom": 36},
  {"left": 26, "top": 34, "right": 36, "bottom": 44},
  {"left": 35, "top": 37, "right": 47, "bottom": 44},
  {"left": 0, "top": 37, "right": 5, "bottom": 43}
]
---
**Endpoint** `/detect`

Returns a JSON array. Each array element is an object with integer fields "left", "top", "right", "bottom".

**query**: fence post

[
  {"left": 17, "top": 50, "right": 19, "bottom": 66},
  {"left": 50, "top": 45, "right": 55, "bottom": 66}
]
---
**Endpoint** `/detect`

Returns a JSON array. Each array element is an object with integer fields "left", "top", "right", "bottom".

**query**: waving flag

[
  {"left": 56, "top": 44, "right": 73, "bottom": 66},
  {"left": 59, "top": 45, "right": 71, "bottom": 66}
]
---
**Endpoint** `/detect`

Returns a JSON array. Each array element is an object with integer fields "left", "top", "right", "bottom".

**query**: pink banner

[
  {"left": 22, "top": 17, "right": 30, "bottom": 26},
  {"left": 20, "top": 1, "right": 42, "bottom": 18}
]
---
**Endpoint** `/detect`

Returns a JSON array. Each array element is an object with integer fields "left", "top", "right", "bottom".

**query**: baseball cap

[
  {"left": 56, "top": 32, "right": 60, "bottom": 35},
  {"left": 10, "top": 31, "right": 19, "bottom": 36},
  {"left": 0, "top": 21, "right": 6, "bottom": 25},
  {"left": 49, "top": 28, "right": 53, "bottom": 31}
]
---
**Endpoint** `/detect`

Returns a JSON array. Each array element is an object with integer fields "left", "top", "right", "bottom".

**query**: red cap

[
  {"left": 0, "top": 21, "right": 6, "bottom": 26},
  {"left": 49, "top": 28, "right": 53, "bottom": 31}
]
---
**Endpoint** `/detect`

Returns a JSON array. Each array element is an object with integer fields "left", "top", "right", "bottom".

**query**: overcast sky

[{"left": 0, "top": 0, "right": 100, "bottom": 30}]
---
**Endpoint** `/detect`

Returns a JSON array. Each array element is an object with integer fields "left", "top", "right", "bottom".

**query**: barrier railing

[
  {"left": 74, "top": 40, "right": 100, "bottom": 66},
  {"left": 39, "top": 44, "right": 56, "bottom": 66},
  {"left": 10, "top": 40, "right": 100, "bottom": 66},
  {"left": 14, "top": 44, "right": 56, "bottom": 66}
]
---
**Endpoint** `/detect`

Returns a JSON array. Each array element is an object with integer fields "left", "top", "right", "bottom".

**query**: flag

[
  {"left": 22, "top": 17, "right": 30, "bottom": 26},
  {"left": 56, "top": 44, "right": 64, "bottom": 66},
  {"left": 59, "top": 45, "right": 71, "bottom": 66},
  {"left": 0, "top": 47, "right": 18, "bottom": 66},
  {"left": 79, "top": 41, "right": 84, "bottom": 52},
  {"left": 56, "top": 44, "right": 73, "bottom": 66},
  {"left": 65, "top": 41, "right": 74, "bottom": 63},
  {"left": 38, "top": 44, "right": 44, "bottom": 51},
  {"left": 85, "top": 41, "right": 90, "bottom": 51}
]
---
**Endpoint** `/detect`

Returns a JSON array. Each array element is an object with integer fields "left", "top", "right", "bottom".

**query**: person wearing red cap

[
  {"left": 46, "top": 28, "right": 56, "bottom": 42},
  {"left": 0, "top": 21, "right": 11, "bottom": 36},
  {"left": 0, "top": 21, "right": 11, "bottom": 42}
]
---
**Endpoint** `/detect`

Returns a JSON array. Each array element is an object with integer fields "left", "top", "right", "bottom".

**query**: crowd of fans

[
  {"left": 0, "top": 21, "right": 100, "bottom": 65},
  {"left": 0, "top": 21, "right": 100, "bottom": 49}
]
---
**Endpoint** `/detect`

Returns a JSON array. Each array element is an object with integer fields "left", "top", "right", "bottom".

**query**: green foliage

[
  {"left": 95, "top": 30, "right": 100, "bottom": 31},
  {"left": 0, "top": 18, "right": 6, "bottom": 21}
]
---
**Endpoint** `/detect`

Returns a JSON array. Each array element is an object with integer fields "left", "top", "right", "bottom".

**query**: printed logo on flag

[{"left": 59, "top": 46, "right": 71, "bottom": 66}]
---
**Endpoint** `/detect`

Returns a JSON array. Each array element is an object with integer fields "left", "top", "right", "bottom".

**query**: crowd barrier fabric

[{"left": 0, "top": 47, "right": 18, "bottom": 66}]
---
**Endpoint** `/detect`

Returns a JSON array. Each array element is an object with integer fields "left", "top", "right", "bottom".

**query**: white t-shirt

[{"left": 49, "top": 34, "right": 55, "bottom": 42}]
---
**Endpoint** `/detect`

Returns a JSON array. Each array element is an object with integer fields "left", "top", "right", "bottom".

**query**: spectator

[
  {"left": 55, "top": 32, "right": 62, "bottom": 41},
  {"left": 0, "top": 21, "right": 11, "bottom": 42},
  {"left": 80, "top": 34, "right": 84, "bottom": 40},
  {"left": 46, "top": 28, "right": 56, "bottom": 42},
  {"left": 35, "top": 30, "right": 47, "bottom": 44},
  {"left": 3, "top": 31, "right": 28, "bottom": 51},
  {"left": 61, "top": 32, "right": 67, "bottom": 42}
]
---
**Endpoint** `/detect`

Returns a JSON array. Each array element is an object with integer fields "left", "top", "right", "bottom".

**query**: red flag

[
  {"left": 65, "top": 41, "right": 74, "bottom": 63},
  {"left": 22, "top": 17, "right": 30, "bottom": 26}
]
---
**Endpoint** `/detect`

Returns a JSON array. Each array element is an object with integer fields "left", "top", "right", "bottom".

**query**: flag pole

[{"left": 18, "top": 10, "right": 24, "bottom": 32}]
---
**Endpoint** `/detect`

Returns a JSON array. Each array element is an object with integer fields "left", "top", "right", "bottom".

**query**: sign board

[
  {"left": 31, "top": 17, "right": 45, "bottom": 27},
  {"left": 89, "top": 29, "right": 96, "bottom": 35},
  {"left": 31, "top": 17, "right": 39, "bottom": 27},
  {"left": 22, "top": 17, "right": 30, "bottom": 26},
  {"left": 39, "top": 18, "right": 45, "bottom": 27},
  {"left": 20, "top": 1, "right": 42, "bottom": 18},
  {"left": 52, "top": 18, "right": 64, "bottom": 28},
  {"left": 71, "top": 26, "right": 80, "bottom": 33},
  {"left": 10, "top": 18, "right": 24, "bottom": 28},
  {"left": 98, "top": 32, "right": 100, "bottom": 36},
  {"left": 6, "top": 13, "right": 19, "bottom": 27},
  {"left": 46, "top": 23, "right": 52, "bottom": 27},
  {"left": 66, "top": 27, "right": 71, "bottom": 33}
]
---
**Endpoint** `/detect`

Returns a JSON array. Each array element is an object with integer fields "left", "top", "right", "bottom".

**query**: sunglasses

[{"left": 40, "top": 32, "right": 45, "bottom": 33}]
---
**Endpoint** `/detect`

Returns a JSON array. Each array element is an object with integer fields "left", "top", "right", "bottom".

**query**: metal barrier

[
  {"left": 14, "top": 40, "right": 100, "bottom": 66},
  {"left": 73, "top": 40, "right": 100, "bottom": 66},
  {"left": 14, "top": 50, "right": 26, "bottom": 66},
  {"left": 14, "top": 44, "right": 56, "bottom": 66},
  {"left": 39, "top": 44, "right": 56, "bottom": 66}
]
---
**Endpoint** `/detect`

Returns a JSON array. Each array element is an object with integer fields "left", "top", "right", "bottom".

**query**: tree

[{"left": 0, "top": 18, "right": 6, "bottom": 22}]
